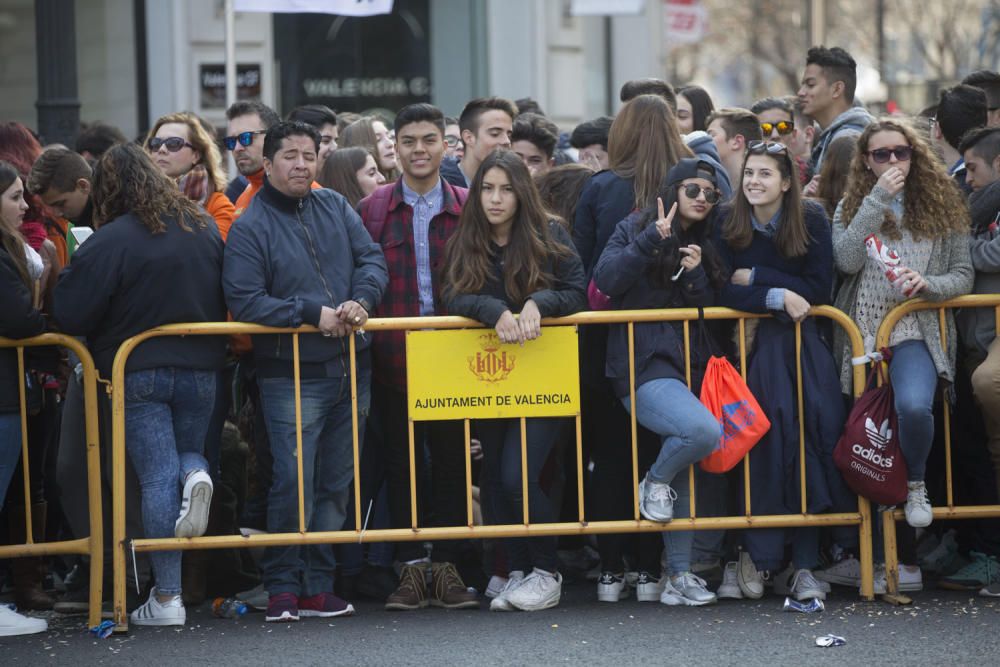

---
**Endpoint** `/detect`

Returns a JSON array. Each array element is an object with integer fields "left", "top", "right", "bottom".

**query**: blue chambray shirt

[
  {"left": 749, "top": 207, "right": 786, "bottom": 311},
  {"left": 401, "top": 179, "right": 444, "bottom": 316}
]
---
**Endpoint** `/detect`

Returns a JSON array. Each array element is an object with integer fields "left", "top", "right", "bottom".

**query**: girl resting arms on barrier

[{"left": 443, "top": 150, "right": 586, "bottom": 611}]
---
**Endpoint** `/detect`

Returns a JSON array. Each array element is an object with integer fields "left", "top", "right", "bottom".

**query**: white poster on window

[
  {"left": 234, "top": 0, "right": 393, "bottom": 16},
  {"left": 663, "top": 0, "right": 708, "bottom": 44}
]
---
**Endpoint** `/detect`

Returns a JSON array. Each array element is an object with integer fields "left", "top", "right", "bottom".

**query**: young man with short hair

[
  {"left": 963, "top": 70, "right": 1000, "bottom": 127},
  {"left": 705, "top": 107, "right": 763, "bottom": 185},
  {"left": 619, "top": 78, "right": 677, "bottom": 112},
  {"left": 570, "top": 116, "right": 613, "bottom": 170},
  {"left": 357, "top": 103, "right": 477, "bottom": 612},
  {"left": 750, "top": 97, "right": 812, "bottom": 186},
  {"left": 443, "top": 116, "right": 464, "bottom": 160},
  {"left": 442, "top": 96, "right": 517, "bottom": 188},
  {"left": 932, "top": 84, "right": 988, "bottom": 193},
  {"left": 28, "top": 147, "right": 94, "bottom": 261},
  {"left": 797, "top": 46, "right": 873, "bottom": 172},
  {"left": 287, "top": 104, "right": 339, "bottom": 167},
  {"left": 511, "top": 112, "right": 559, "bottom": 177},
  {"left": 75, "top": 122, "right": 127, "bottom": 162},
  {"left": 225, "top": 100, "right": 282, "bottom": 220}
]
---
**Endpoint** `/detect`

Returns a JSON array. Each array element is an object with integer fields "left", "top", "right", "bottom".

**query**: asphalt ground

[{"left": 3, "top": 585, "right": 998, "bottom": 666}]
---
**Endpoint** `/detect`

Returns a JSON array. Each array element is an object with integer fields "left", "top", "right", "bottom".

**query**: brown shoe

[
  {"left": 385, "top": 563, "right": 429, "bottom": 611},
  {"left": 430, "top": 562, "right": 479, "bottom": 609}
]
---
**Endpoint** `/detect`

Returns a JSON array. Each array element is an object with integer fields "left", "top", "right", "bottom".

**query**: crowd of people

[{"left": 3, "top": 44, "right": 1000, "bottom": 636}]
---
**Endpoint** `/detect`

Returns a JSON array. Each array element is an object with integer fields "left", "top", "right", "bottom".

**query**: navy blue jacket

[
  {"left": 223, "top": 178, "right": 388, "bottom": 378},
  {"left": 440, "top": 157, "right": 468, "bottom": 190},
  {"left": 54, "top": 211, "right": 226, "bottom": 378},
  {"left": 594, "top": 212, "right": 715, "bottom": 398},
  {"left": 573, "top": 170, "right": 635, "bottom": 278}
]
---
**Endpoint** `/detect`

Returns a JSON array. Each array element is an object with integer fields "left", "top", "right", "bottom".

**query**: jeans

[
  {"left": 623, "top": 378, "right": 721, "bottom": 576},
  {"left": 478, "top": 417, "right": 567, "bottom": 574},
  {"left": 258, "top": 364, "right": 371, "bottom": 597},
  {"left": 125, "top": 368, "right": 216, "bottom": 596},
  {"left": 0, "top": 412, "right": 22, "bottom": 511},
  {"left": 889, "top": 340, "right": 938, "bottom": 482}
]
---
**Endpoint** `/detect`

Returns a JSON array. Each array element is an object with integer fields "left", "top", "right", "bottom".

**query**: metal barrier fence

[
  {"left": 111, "top": 307, "right": 874, "bottom": 630},
  {"left": 0, "top": 334, "right": 104, "bottom": 628},
  {"left": 875, "top": 294, "right": 1000, "bottom": 604}
]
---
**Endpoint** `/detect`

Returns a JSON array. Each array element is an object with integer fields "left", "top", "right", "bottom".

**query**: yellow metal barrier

[
  {"left": 875, "top": 294, "right": 1000, "bottom": 603},
  {"left": 0, "top": 334, "right": 104, "bottom": 629},
  {"left": 111, "top": 307, "right": 873, "bottom": 630}
]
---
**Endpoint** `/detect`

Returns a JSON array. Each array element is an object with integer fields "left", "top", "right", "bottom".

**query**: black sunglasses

[
  {"left": 223, "top": 130, "right": 267, "bottom": 151},
  {"left": 147, "top": 137, "right": 195, "bottom": 153},
  {"left": 760, "top": 120, "right": 794, "bottom": 136},
  {"left": 867, "top": 146, "right": 913, "bottom": 164},
  {"left": 747, "top": 140, "right": 789, "bottom": 155},
  {"left": 678, "top": 183, "right": 721, "bottom": 204}
]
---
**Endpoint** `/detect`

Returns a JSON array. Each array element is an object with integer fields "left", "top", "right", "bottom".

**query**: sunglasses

[
  {"left": 223, "top": 130, "right": 267, "bottom": 151},
  {"left": 747, "top": 140, "right": 789, "bottom": 155},
  {"left": 760, "top": 120, "right": 794, "bottom": 136},
  {"left": 867, "top": 146, "right": 913, "bottom": 164},
  {"left": 147, "top": 137, "right": 195, "bottom": 153},
  {"left": 678, "top": 183, "right": 721, "bottom": 204}
]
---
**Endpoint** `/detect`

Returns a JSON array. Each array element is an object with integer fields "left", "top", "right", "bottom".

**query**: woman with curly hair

[
  {"left": 53, "top": 144, "right": 227, "bottom": 626},
  {"left": 145, "top": 111, "right": 236, "bottom": 239},
  {"left": 832, "top": 118, "right": 973, "bottom": 529}
]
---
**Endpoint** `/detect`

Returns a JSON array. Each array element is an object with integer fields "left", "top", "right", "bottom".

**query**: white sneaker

[
  {"left": 635, "top": 571, "right": 665, "bottom": 602},
  {"left": 506, "top": 568, "right": 562, "bottom": 611},
  {"left": 736, "top": 550, "right": 764, "bottom": 599},
  {"left": 660, "top": 572, "right": 717, "bottom": 606},
  {"left": 904, "top": 481, "right": 933, "bottom": 528},
  {"left": 485, "top": 575, "right": 508, "bottom": 599},
  {"left": 0, "top": 605, "right": 47, "bottom": 636},
  {"left": 597, "top": 571, "right": 629, "bottom": 602},
  {"left": 870, "top": 564, "right": 923, "bottom": 594},
  {"left": 787, "top": 569, "right": 826, "bottom": 601},
  {"left": 717, "top": 561, "right": 743, "bottom": 600},
  {"left": 130, "top": 588, "right": 186, "bottom": 626},
  {"left": 816, "top": 556, "right": 861, "bottom": 587},
  {"left": 774, "top": 564, "right": 830, "bottom": 596},
  {"left": 176, "top": 469, "right": 213, "bottom": 538},
  {"left": 489, "top": 570, "right": 525, "bottom": 611},
  {"left": 639, "top": 475, "right": 677, "bottom": 523}
]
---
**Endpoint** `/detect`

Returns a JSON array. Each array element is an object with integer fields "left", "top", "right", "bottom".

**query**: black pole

[
  {"left": 134, "top": 0, "right": 150, "bottom": 136},
  {"left": 34, "top": 0, "right": 81, "bottom": 147}
]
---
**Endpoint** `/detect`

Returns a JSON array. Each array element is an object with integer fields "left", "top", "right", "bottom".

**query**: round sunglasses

[
  {"left": 867, "top": 146, "right": 913, "bottom": 164},
  {"left": 760, "top": 120, "right": 794, "bottom": 136},
  {"left": 147, "top": 137, "right": 195, "bottom": 153},
  {"left": 678, "top": 183, "right": 721, "bottom": 204}
]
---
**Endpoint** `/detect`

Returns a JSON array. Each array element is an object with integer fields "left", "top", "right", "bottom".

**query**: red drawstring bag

[
  {"left": 699, "top": 355, "right": 771, "bottom": 473},
  {"left": 833, "top": 354, "right": 908, "bottom": 505}
]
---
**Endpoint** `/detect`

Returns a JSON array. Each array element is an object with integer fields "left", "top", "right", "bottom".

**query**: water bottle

[{"left": 212, "top": 597, "right": 248, "bottom": 618}]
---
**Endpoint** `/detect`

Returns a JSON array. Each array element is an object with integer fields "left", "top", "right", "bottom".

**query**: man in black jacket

[{"left": 223, "top": 121, "right": 388, "bottom": 623}]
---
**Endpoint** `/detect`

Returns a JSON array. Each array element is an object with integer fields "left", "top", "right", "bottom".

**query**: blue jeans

[
  {"left": 623, "top": 378, "right": 721, "bottom": 576},
  {"left": 258, "top": 365, "right": 371, "bottom": 597},
  {"left": 0, "top": 413, "right": 22, "bottom": 512},
  {"left": 125, "top": 368, "right": 215, "bottom": 596},
  {"left": 889, "top": 340, "right": 938, "bottom": 482}
]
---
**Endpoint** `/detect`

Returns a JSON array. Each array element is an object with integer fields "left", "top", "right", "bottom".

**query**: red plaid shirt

[{"left": 358, "top": 178, "right": 467, "bottom": 391}]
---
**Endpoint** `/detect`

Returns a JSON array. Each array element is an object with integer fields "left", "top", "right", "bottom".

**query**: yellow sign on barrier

[{"left": 406, "top": 326, "right": 580, "bottom": 420}]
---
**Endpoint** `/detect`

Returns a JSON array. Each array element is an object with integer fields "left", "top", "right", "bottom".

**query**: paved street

[{"left": 3, "top": 585, "right": 998, "bottom": 665}]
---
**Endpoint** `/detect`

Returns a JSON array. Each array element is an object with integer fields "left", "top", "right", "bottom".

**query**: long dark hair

[
  {"left": 813, "top": 135, "right": 856, "bottom": 218},
  {"left": 636, "top": 176, "right": 727, "bottom": 290},
  {"left": 723, "top": 143, "right": 810, "bottom": 257},
  {"left": 444, "top": 150, "right": 572, "bottom": 305},
  {"left": 91, "top": 144, "right": 207, "bottom": 233},
  {"left": 677, "top": 85, "right": 716, "bottom": 132},
  {"left": 318, "top": 147, "right": 373, "bottom": 208},
  {"left": 0, "top": 161, "right": 30, "bottom": 289}
]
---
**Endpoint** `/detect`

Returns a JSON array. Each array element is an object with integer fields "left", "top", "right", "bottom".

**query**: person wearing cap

[{"left": 592, "top": 158, "right": 728, "bottom": 607}]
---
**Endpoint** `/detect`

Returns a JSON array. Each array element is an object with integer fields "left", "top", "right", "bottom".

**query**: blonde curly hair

[{"left": 839, "top": 117, "right": 969, "bottom": 241}]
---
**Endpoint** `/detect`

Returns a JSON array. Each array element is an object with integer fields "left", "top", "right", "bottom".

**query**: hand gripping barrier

[
  {"left": 110, "top": 307, "right": 874, "bottom": 630},
  {"left": 0, "top": 334, "right": 104, "bottom": 628},
  {"left": 875, "top": 294, "right": 1000, "bottom": 604}
]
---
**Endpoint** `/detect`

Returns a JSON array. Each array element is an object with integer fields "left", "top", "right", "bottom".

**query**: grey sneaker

[
  {"left": 774, "top": 564, "right": 830, "bottom": 595},
  {"left": 717, "top": 561, "right": 742, "bottom": 600},
  {"left": 788, "top": 569, "right": 826, "bottom": 601},
  {"left": 661, "top": 572, "right": 716, "bottom": 606},
  {"left": 736, "top": 550, "right": 764, "bottom": 599},
  {"left": 904, "top": 481, "right": 933, "bottom": 528},
  {"left": 639, "top": 475, "right": 677, "bottom": 523},
  {"left": 816, "top": 556, "right": 861, "bottom": 587},
  {"left": 489, "top": 570, "right": 525, "bottom": 612},
  {"left": 507, "top": 569, "right": 562, "bottom": 611}
]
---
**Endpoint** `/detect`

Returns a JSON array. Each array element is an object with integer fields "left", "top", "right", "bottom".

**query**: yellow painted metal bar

[
  {"left": 349, "top": 334, "right": 362, "bottom": 531},
  {"left": 939, "top": 308, "right": 954, "bottom": 508},
  {"left": 882, "top": 508, "right": 900, "bottom": 596},
  {"left": 627, "top": 322, "right": 640, "bottom": 520},
  {"left": 520, "top": 417, "right": 529, "bottom": 525},
  {"left": 293, "top": 334, "right": 306, "bottom": 534},
  {"left": 575, "top": 412, "right": 584, "bottom": 522},
  {"left": 16, "top": 348, "right": 33, "bottom": 542},
  {"left": 795, "top": 322, "right": 807, "bottom": 515},
  {"left": 408, "top": 419, "right": 417, "bottom": 528},
  {"left": 683, "top": 319, "right": 695, "bottom": 518},
  {"left": 464, "top": 419, "right": 473, "bottom": 526},
  {"left": 739, "top": 318, "right": 751, "bottom": 518}
]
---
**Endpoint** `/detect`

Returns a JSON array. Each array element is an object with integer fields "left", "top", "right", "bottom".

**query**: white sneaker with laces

[
  {"left": 788, "top": 569, "right": 826, "bottom": 601},
  {"left": 507, "top": 568, "right": 562, "bottom": 611},
  {"left": 904, "top": 481, "right": 933, "bottom": 528},
  {"left": 870, "top": 564, "right": 923, "bottom": 594},
  {"left": 489, "top": 571, "right": 525, "bottom": 611},
  {"left": 0, "top": 605, "right": 47, "bottom": 636},
  {"left": 774, "top": 564, "right": 830, "bottom": 595},
  {"left": 717, "top": 561, "right": 743, "bottom": 600},
  {"left": 736, "top": 550, "right": 764, "bottom": 599},
  {"left": 639, "top": 475, "right": 677, "bottom": 523},
  {"left": 660, "top": 572, "right": 716, "bottom": 606},
  {"left": 635, "top": 571, "right": 665, "bottom": 602},
  {"left": 485, "top": 575, "right": 508, "bottom": 599},
  {"left": 597, "top": 571, "right": 629, "bottom": 602},
  {"left": 816, "top": 556, "right": 861, "bottom": 587},
  {"left": 176, "top": 469, "right": 213, "bottom": 538},
  {"left": 130, "top": 588, "right": 186, "bottom": 626}
]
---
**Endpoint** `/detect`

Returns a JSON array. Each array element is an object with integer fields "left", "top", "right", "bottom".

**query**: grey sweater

[
  {"left": 832, "top": 184, "right": 973, "bottom": 393},
  {"left": 957, "top": 180, "right": 1000, "bottom": 361}
]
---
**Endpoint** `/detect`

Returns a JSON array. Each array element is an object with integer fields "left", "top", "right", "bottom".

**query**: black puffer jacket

[{"left": 0, "top": 247, "right": 46, "bottom": 412}]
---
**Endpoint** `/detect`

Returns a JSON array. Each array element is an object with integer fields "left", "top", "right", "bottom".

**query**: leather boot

[{"left": 9, "top": 502, "right": 56, "bottom": 610}]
